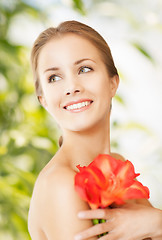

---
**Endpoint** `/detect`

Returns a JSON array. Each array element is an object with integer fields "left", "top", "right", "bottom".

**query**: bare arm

[{"left": 35, "top": 167, "right": 97, "bottom": 240}]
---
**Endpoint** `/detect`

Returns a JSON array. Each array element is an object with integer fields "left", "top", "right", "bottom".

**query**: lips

[{"left": 63, "top": 99, "right": 93, "bottom": 111}]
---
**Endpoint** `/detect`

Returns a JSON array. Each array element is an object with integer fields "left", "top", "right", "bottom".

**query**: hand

[{"left": 74, "top": 203, "right": 162, "bottom": 240}]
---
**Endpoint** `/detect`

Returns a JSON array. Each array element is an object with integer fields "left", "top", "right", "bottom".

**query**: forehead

[
  {"left": 44, "top": 33, "right": 99, "bottom": 51},
  {"left": 38, "top": 33, "right": 103, "bottom": 66}
]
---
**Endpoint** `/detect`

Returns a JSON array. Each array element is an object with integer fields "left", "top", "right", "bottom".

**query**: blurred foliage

[
  {"left": 73, "top": 0, "right": 86, "bottom": 15},
  {"left": 131, "top": 42, "right": 154, "bottom": 63},
  {"left": 0, "top": 0, "right": 59, "bottom": 239},
  {"left": 0, "top": 0, "right": 159, "bottom": 239}
]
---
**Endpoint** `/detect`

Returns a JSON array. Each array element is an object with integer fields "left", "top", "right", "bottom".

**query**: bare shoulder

[
  {"left": 110, "top": 152, "right": 126, "bottom": 161},
  {"left": 28, "top": 157, "right": 97, "bottom": 240},
  {"left": 28, "top": 163, "right": 74, "bottom": 233}
]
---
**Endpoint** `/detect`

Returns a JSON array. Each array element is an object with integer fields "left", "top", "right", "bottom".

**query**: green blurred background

[{"left": 0, "top": 0, "right": 162, "bottom": 239}]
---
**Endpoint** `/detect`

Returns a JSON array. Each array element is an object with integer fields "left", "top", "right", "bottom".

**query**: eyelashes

[
  {"left": 79, "top": 66, "right": 93, "bottom": 74},
  {"left": 48, "top": 74, "right": 61, "bottom": 83},
  {"left": 47, "top": 66, "right": 93, "bottom": 83}
]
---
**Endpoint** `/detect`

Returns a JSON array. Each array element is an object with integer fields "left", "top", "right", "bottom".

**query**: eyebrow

[
  {"left": 74, "top": 58, "right": 96, "bottom": 65},
  {"left": 44, "top": 58, "right": 96, "bottom": 73}
]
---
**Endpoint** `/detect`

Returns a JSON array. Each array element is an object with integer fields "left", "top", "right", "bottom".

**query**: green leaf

[
  {"left": 122, "top": 121, "right": 152, "bottom": 134},
  {"left": 131, "top": 42, "right": 154, "bottom": 63},
  {"left": 114, "top": 94, "right": 125, "bottom": 105},
  {"left": 72, "top": 0, "right": 86, "bottom": 15}
]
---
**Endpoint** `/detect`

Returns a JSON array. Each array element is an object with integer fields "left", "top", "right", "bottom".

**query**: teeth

[
  {"left": 81, "top": 102, "right": 85, "bottom": 107},
  {"left": 66, "top": 101, "right": 91, "bottom": 110}
]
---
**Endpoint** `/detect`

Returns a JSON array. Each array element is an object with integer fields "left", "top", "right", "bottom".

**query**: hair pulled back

[{"left": 31, "top": 20, "right": 118, "bottom": 97}]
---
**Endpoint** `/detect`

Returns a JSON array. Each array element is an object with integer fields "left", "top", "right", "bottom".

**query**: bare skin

[
  {"left": 28, "top": 34, "right": 162, "bottom": 240},
  {"left": 28, "top": 151, "right": 126, "bottom": 240},
  {"left": 28, "top": 34, "right": 119, "bottom": 240}
]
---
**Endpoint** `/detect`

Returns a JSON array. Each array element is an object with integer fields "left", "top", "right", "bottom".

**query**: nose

[
  {"left": 66, "top": 89, "right": 80, "bottom": 95},
  {"left": 64, "top": 77, "right": 84, "bottom": 96}
]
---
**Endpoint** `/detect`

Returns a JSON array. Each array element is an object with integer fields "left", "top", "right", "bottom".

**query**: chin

[
  {"left": 64, "top": 119, "right": 103, "bottom": 133},
  {"left": 65, "top": 124, "right": 91, "bottom": 133},
  {"left": 58, "top": 109, "right": 109, "bottom": 133}
]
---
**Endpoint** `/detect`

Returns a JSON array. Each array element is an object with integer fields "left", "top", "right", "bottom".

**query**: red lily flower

[{"left": 74, "top": 154, "right": 149, "bottom": 209}]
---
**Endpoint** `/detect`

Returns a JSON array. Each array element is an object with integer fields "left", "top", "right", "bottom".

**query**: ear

[
  {"left": 38, "top": 95, "right": 48, "bottom": 109},
  {"left": 110, "top": 75, "right": 119, "bottom": 98}
]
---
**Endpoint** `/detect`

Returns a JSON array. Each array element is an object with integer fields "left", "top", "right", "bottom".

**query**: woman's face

[{"left": 37, "top": 34, "right": 119, "bottom": 132}]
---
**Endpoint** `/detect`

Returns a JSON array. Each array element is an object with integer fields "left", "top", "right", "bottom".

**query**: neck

[{"left": 60, "top": 117, "right": 111, "bottom": 171}]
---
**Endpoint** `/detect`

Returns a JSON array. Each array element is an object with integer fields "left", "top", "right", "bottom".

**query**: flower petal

[
  {"left": 116, "top": 160, "right": 140, "bottom": 188},
  {"left": 123, "top": 181, "right": 150, "bottom": 200},
  {"left": 91, "top": 154, "right": 118, "bottom": 177},
  {"left": 75, "top": 154, "right": 150, "bottom": 209}
]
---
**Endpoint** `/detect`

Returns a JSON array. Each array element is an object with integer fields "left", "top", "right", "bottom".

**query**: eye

[
  {"left": 48, "top": 74, "right": 61, "bottom": 83},
  {"left": 79, "top": 66, "right": 93, "bottom": 74}
]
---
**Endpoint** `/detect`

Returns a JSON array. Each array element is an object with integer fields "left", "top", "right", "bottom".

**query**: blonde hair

[{"left": 31, "top": 20, "right": 118, "bottom": 97}]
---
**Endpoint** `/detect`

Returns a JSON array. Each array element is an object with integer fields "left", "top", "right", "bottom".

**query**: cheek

[
  {"left": 94, "top": 78, "right": 111, "bottom": 100},
  {"left": 43, "top": 87, "right": 61, "bottom": 111}
]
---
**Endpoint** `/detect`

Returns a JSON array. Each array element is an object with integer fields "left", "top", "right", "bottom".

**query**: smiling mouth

[{"left": 64, "top": 100, "right": 93, "bottom": 111}]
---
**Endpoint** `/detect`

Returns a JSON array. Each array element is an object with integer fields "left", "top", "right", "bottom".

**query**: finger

[
  {"left": 78, "top": 209, "right": 113, "bottom": 220},
  {"left": 98, "top": 232, "right": 118, "bottom": 240},
  {"left": 74, "top": 221, "right": 114, "bottom": 240}
]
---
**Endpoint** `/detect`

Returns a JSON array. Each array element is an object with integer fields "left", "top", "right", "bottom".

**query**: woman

[{"left": 28, "top": 20, "right": 162, "bottom": 240}]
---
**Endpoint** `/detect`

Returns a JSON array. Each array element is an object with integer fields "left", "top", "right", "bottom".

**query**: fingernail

[
  {"left": 78, "top": 212, "right": 85, "bottom": 218},
  {"left": 74, "top": 235, "right": 82, "bottom": 240}
]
